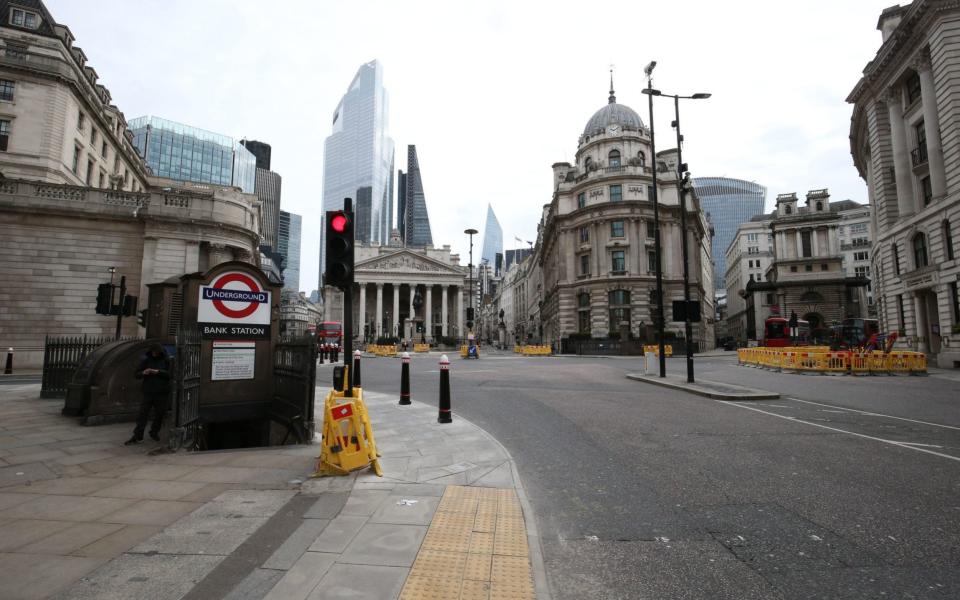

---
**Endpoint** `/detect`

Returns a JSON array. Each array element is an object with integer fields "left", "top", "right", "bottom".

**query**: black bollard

[
  {"left": 399, "top": 352, "right": 411, "bottom": 405},
  {"left": 3, "top": 347, "right": 11, "bottom": 375},
  {"left": 438, "top": 354, "right": 452, "bottom": 423},
  {"left": 352, "top": 349, "right": 362, "bottom": 388}
]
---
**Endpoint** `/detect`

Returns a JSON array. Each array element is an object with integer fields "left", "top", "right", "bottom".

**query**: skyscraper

[
  {"left": 481, "top": 204, "right": 503, "bottom": 271},
  {"left": 320, "top": 60, "right": 395, "bottom": 284},
  {"left": 399, "top": 145, "right": 433, "bottom": 247},
  {"left": 129, "top": 116, "right": 256, "bottom": 193},
  {"left": 692, "top": 177, "right": 766, "bottom": 291},
  {"left": 240, "top": 139, "right": 282, "bottom": 248},
  {"left": 278, "top": 210, "right": 302, "bottom": 292}
]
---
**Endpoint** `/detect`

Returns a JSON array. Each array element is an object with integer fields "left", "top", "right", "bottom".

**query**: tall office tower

[
  {"left": 401, "top": 145, "right": 433, "bottom": 247},
  {"left": 241, "top": 139, "right": 272, "bottom": 170},
  {"left": 278, "top": 210, "right": 302, "bottom": 292},
  {"left": 397, "top": 169, "right": 407, "bottom": 243},
  {"left": 320, "top": 60, "right": 395, "bottom": 283},
  {"left": 692, "top": 177, "right": 766, "bottom": 290},
  {"left": 481, "top": 204, "right": 503, "bottom": 271},
  {"left": 355, "top": 186, "right": 373, "bottom": 248},
  {"left": 129, "top": 116, "right": 256, "bottom": 193}
]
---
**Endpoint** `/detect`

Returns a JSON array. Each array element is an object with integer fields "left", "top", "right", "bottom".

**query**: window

[
  {"left": 609, "top": 184, "right": 622, "bottom": 202},
  {"left": 785, "top": 205, "right": 792, "bottom": 215},
  {"left": 101, "top": 141, "right": 108, "bottom": 157},
  {"left": 578, "top": 293, "right": 591, "bottom": 333},
  {"left": 72, "top": 146, "right": 80, "bottom": 174},
  {"left": 765, "top": 293, "right": 774, "bottom": 305},
  {"left": 921, "top": 176, "right": 932, "bottom": 206},
  {"left": 577, "top": 192, "right": 586, "bottom": 209},
  {"left": 608, "top": 150, "right": 621, "bottom": 168},
  {"left": 816, "top": 201, "right": 823, "bottom": 212},
  {"left": 906, "top": 71, "right": 922, "bottom": 104},
  {"left": 580, "top": 254, "right": 590, "bottom": 276},
  {"left": 10, "top": 8, "right": 40, "bottom": 29},
  {"left": 610, "top": 220, "right": 624, "bottom": 238},
  {"left": 647, "top": 251, "right": 658, "bottom": 273},
  {"left": 0, "top": 119, "right": 9, "bottom": 152},
  {"left": 0, "top": 79, "right": 14, "bottom": 102},
  {"left": 913, "top": 233, "right": 928, "bottom": 268},
  {"left": 944, "top": 220, "right": 955, "bottom": 261},
  {"left": 91, "top": 128, "right": 97, "bottom": 146},
  {"left": 748, "top": 246, "right": 759, "bottom": 254},
  {"left": 790, "top": 266, "right": 798, "bottom": 272},
  {"left": 579, "top": 226, "right": 589, "bottom": 243},
  {"left": 609, "top": 290, "right": 631, "bottom": 331},
  {"left": 85, "top": 159, "right": 94, "bottom": 185},
  {"left": 897, "top": 295, "right": 906, "bottom": 332},
  {"left": 855, "top": 266, "right": 869, "bottom": 278},
  {"left": 801, "top": 230, "right": 812, "bottom": 257},
  {"left": 611, "top": 250, "right": 625, "bottom": 273},
  {"left": 748, "top": 260, "right": 753, "bottom": 268},
  {"left": 805, "top": 265, "right": 813, "bottom": 272},
  {"left": 637, "top": 151, "right": 645, "bottom": 167},
  {"left": 98, "top": 170, "right": 105, "bottom": 188},
  {"left": 820, "top": 264, "right": 828, "bottom": 271},
  {"left": 584, "top": 156, "right": 593, "bottom": 171},
  {"left": 747, "top": 233, "right": 758, "bottom": 242},
  {"left": 77, "top": 110, "right": 85, "bottom": 132},
  {"left": 646, "top": 221, "right": 655, "bottom": 238},
  {"left": 854, "top": 251, "right": 869, "bottom": 261},
  {"left": 893, "top": 243, "right": 901, "bottom": 274},
  {"left": 849, "top": 223, "right": 868, "bottom": 234},
  {"left": 950, "top": 282, "right": 960, "bottom": 324}
]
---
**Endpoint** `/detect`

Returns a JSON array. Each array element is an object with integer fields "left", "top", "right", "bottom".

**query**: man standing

[{"left": 126, "top": 344, "right": 171, "bottom": 445}]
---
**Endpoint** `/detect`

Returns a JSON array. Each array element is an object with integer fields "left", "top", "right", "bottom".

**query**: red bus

[
  {"left": 763, "top": 316, "right": 810, "bottom": 347},
  {"left": 317, "top": 321, "right": 342, "bottom": 351}
]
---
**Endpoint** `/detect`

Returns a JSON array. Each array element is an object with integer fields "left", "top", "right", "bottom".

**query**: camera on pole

[{"left": 325, "top": 210, "right": 354, "bottom": 290}]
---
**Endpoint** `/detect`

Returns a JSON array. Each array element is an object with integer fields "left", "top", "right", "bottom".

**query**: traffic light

[
  {"left": 122, "top": 294, "right": 138, "bottom": 317},
  {"left": 325, "top": 210, "right": 354, "bottom": 290},
  {"left": 137, "top": 308, "right": 148, "bottom": 328},
  {"left": 96, "top": 283, "right": 113, "bottom": 315}
]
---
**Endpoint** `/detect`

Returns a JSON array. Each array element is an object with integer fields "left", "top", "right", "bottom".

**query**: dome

[{"left": 583, "top": 86, "right": 644, "bottom": 136}]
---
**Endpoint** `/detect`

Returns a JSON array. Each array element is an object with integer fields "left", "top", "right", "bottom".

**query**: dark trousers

[{"left": 133, "top": 391, "right": 168, "bottom": 438}]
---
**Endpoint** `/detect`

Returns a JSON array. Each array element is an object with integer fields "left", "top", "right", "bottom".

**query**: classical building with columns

[
  {"left": 538, "top": 82, "right": 714, "bottom": 349},
  {"left": 325, "top": 237, "right": 468, "bottom": 344},
  {"left": 848, "top": 1, "right": 960, "bottom": 367}
]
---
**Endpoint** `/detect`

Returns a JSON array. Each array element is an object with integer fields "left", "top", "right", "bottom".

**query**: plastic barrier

[
  {"left": 823, "top": 351, "right": 849, "bottom": 375},
  {"left": 849, "top": 352, "right": 870, "bottom": 375},
  {"left": 315, "top": 382, "right": 381, "bottom": 477},
  {"left": 413, "top": 343, "right": 430, "bottom": 353},
  {"left": 643, "top": 344, "right": 673, "bottom": 357},
  {"left": 520, "top": 345, "right": 552, "bottom": 356},
  {"left": 737, "top": 347, "right": 926, "bottom": 376}
]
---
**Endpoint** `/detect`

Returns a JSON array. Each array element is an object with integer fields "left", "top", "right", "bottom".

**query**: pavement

[
  {"left": 0, "top": 377, "right": 547, "bottom": 600},
  {"left": 625, "top": 373, "right": 781, "bottom": 400}
]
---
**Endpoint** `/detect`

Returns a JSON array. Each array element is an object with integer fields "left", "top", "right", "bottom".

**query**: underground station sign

[{"left": 197, "top": 271, "right": 271, "bottom": 339}]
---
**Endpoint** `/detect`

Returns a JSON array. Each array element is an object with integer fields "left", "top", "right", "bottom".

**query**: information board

[{"left": 211, "top": 340, "right": 256, "bottom": 381}]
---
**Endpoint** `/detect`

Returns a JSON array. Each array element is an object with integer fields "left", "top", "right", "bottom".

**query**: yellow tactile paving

[{"left": 400, "top": 486, "right": 535, "bottom": 600}]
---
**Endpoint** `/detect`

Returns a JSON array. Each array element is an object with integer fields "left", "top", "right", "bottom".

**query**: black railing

[
  {"left": 911, "top": 145, "right": 928, "bottom": 168},
  {"left": 41, "top": 335, "right": 134, "bottom": 398},
  {"left": 560, "top": 337, "right": 691, "bottom": 356}
]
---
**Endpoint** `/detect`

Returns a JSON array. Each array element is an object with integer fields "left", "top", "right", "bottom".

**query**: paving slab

[
  {"left": 54, "top": 552, "right": 223, "bottom": 600},
  {"left": 71, "top": 525, "right": 162, "bottom": 558},
  {"left": 132, "top": 514, "right": 267, "bottom": 556},
  {"left": 0, "top": 518, "right": 76, "bottom": 551},
  {"left": 307, "top": 515, "right": 369, "bottom": 553},
  {"left": 0, "top": 552, "right": 107, "bottom": 600},
  {"left": 339, "top": 522, "right": 428, "bottom": 567},
  {"left": 263, "top": 551, "right": 336, "bottom": 600},
  {"left": 262, "top": 518, "right": 331, "bottom": 570},
  {"left": 90, "top": 479, "right": 208, "bottom": 500},
  {"left": 223, "top": 568, "right": 286, "bottom": 600},
  {"left": 307, "top": 563, "right": 408, "bottom": 600},
  {"left": 0, "top": 494, "right": 135, "bottom": 522},
  {"left": 100, "top": 499, "right": 203, "bottom": 526}
]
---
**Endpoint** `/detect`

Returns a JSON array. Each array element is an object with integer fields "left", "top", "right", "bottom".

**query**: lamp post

[
  {"left": 668, "top": 91, "right": 711, "bottom": 382},
  {"left": 641, "top": 61, "right": 666, "bottom": 377},
  {"left": 464, "top": 228, "right": 478, "bottom": 343}
]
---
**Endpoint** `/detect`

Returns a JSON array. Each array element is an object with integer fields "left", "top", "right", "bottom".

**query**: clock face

[{"left": 608, "top": 124, "right": 621, "bottom": 134}]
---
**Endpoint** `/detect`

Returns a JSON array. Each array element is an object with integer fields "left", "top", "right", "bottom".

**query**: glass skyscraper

[
  {"left": 129, "top": 116, "right": 256, "bottom": 193},
  {"left": 481, "top": 204, "right": 503, "bottom": 271},
  {"left": 398, "top": 145, "right": 433, "bottom": 247},
  {"left": 278, "top": 210, "right": 302, "bottom": 292},
  {"left": 320, "top": 60, "right": 395, "bottom": 283},
  {"left": 691, "top": 177, "right": 767, "bottom": 291}
]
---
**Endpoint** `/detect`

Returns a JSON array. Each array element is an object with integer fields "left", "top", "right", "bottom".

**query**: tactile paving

[{"left": 400, "top": 486, "right": 534, "bottom": 600}]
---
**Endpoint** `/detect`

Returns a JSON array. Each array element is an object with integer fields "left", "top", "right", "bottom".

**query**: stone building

[
  {"left": 848, "top": 1, "right": 960, "bottom": 367},
  {"left": 0, "top": 1, "right": 262, "bottom": 368},
  {"left": 538, "top": 82, "right": 714, "bottom": 349},
  {"left": 724, "top": 218, "right": 774, "bottom": 341},
  {"left": 736, "top": 191, "right": 870, "bottom": 341}
]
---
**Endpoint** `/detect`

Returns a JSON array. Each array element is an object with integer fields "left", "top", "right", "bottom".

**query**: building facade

[
  {"left": 398, "top": 144, "right": 432, "bottom": 247},
  {"left": 848, "top": 1, "right": 960, "bottom": 367},
  {"left": 253, "top": 166, "right": 281, "bottom": 248},
  {"left": 481, "top": 204, "right": 503, "bottom": 269},
  {"left": 735, "top": 192, "right": 871, "bottom": 341},
  {"left": 692, "top": 177, "right": 766, "bottom": 291},
  {"left": 320, "top": 60, "right": 395, "bottom": 283},
  {"left": 129, "top": 115, "right": 256, "bottom": 194},
  {"left": 538, "top": 83, "right": 714, "bottom": 349},
  {"left": 724, "top": 218, "right": 774, "bottom": 341},
  {"left": 278, "top": 209, "right": 301, "bottom": 292}
]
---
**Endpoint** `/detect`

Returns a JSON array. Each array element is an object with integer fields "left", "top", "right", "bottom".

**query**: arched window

[
  {"left": 893, "top": 243, "right": 901, "bottom": 274},
  {"left": 785, "top": 205, "right": 792, "bottom": 215},
  {"left": 584, "top": 156, "right": 594, "bottom": 171},
  {"left": 608, "top": 150, "right": 621, "bottom": 168},
  {"left": 637, "top": 151, "right": 645, "bottom": 167},
  {"left": 944, "top": 220, "right": 955, "bottom": 261},
  {"left": 816, "top": 201, "right": 823, "bottom": 212},
  {"left": 913, "top": 232, "right": 928, "bottom": 268}
]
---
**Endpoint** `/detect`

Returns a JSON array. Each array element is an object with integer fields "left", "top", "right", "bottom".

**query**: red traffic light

[{"left": 331, "top": 213, "right": 349, "bottom": 233}]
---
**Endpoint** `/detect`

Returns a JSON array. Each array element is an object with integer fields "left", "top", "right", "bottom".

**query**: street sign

[
  {"left": 198, "top": 271, "right": 271, "bottom": 339},
  {"left": 672, "top": 300, "right": 701, "bottom": 322}
]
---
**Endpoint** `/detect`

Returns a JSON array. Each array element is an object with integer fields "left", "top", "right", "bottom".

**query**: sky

[{"left": 47, "top": 0, "right": 895, "bottom": 293}]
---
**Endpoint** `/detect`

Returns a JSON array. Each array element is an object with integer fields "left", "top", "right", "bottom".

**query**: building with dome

[{"left": 537, "top": 80, "right": 714, "bottom": 349}]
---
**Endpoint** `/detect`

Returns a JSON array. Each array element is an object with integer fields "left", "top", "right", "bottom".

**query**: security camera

[{"left": 644, "top": 61, "right": 657, "bottom": 76}]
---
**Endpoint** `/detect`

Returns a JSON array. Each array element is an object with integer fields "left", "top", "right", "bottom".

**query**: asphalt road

[{"left": 346, "top": 352, "right": 960, "bottom": 599}]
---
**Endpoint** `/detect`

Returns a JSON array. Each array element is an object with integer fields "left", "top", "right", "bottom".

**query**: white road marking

[
  {"left": 899, "top": 442, "right": 944, "bottom": 448},
  {"left": 717, "top": 400, "right": 960, "bottom": 463},
  {"left": 786, "top": 397, "right": 960, "bottom": 431}
]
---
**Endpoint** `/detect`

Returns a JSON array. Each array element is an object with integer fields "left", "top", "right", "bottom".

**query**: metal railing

[
  {"left": 911, "top": 145, "right": 928, "bottom": 168},
  {"left": 40, "top": 335, "right": 133, "bottom": 398}
]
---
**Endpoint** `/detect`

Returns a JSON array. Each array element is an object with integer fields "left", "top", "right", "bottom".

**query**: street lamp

[
  {"left": 464, "top": 228, "right": 478, "bottom": 343},
  {"left": 641, "top": 62, "right": 667, "bottom": 378}
]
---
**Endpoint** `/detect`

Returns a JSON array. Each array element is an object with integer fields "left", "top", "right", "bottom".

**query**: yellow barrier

[
  {"left": 520, "top": 345, "right": 552, "bottom": 356},
  {"left": 367, "top": 345, "right": 398, "bottom": 357},
  {"left": 737, "top": 347, "right": 927, "bottom": 376},
  {"left": 643, "top": 344, "right": 673, "bottom": 357},
  {"left": 315, "top": 382, "right": 382, "bottom": 477},
  {"left": 413, "top": 343, "right": 430, "bottom": 353},
  {"left": 460, "top": 344, "right": 481, "bottom": 358}
]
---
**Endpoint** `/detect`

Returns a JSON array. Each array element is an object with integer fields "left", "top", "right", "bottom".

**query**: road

[{"left": 348, "top": 351, "right": 960, "bottom": 599}]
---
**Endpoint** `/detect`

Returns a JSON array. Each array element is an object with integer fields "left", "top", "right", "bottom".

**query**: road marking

[
  {"left": 717, "top": 400, "right": 960, "bottom": 463},
  {"left": 424, "top": 369, "right": 498, "bottom": 374},
  {"left": 786, "top": 397, "right": 960, "bottom": 431}
]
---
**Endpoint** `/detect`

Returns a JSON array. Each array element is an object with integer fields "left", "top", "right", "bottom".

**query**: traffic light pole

[
  {"left": 115, "top": 276, "right": 126, "bottom": 341},
  {"left": 342, "top": 198, "right": 354, "bottom": 398}
]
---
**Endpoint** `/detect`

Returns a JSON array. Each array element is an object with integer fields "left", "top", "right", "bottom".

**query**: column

[
  {"left": 358, "top": 283, "right": 367, "bottom": 343},
  {"left": 827, "top": 226, "right": 837, "bottom": 256},
  {"left": 913, "top": 292, "right": 928, "bottom": 353},
  {"left": 457, "top": 285, "right": 464, "bottom": 336},
  {"left": 917, "top": 53, "right": 947, "bottom": 198},
  {"left": 375, "top": 283, "right": 383, "bottom": 339},
  {"left": 795, "top": 230, "right": 803, "bottom": 258},
  {"left": 409, "top": 284, "right": 415, "bottom": 322},
  {"left": 441, "top": 285, "right": 449, "bottom": 336},
  {"left": 885, "top": 89, "right": 915, "bottom": 216},
  {"left": 811, "top": 227, "right": 820, "bottom": 257},
  {"left": 663, "top": 223, "right": 674, "bottom": 276},
  {"left": 425, "top": 285, "right": 433, "bottom": 342},
  {"left": 392, "top": 284, "right": 400, "bottom": 338}
]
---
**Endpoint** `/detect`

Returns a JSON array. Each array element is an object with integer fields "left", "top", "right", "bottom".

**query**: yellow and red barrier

[
  {"left": 521, "top": 345, "right": 552, "bottom": 356},
  {"left": 737, "top": 347, "right": 926, "bottom": 376},
  {"left": 643, "top": 344, "right": 673, "bottom": 357}
]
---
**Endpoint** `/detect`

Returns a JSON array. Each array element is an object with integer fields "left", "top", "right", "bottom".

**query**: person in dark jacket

[{"left": 126, "top": 344, "right": 171, "bottom": 445}]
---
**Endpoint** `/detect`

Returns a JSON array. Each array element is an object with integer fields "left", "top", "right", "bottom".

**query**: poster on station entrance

[
  {"left": 211, "top": 340, "right": 256, "bottom": 380},
  {"left": 198, "top": 270, "right": 271, "bottom": 339}
]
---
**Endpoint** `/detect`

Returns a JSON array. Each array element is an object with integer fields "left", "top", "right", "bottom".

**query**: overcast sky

[{"left": 48, "top": 0, "right": 894, "bottom": 293}]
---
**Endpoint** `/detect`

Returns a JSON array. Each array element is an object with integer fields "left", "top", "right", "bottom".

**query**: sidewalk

[{"left": 0, "top": 382, "right": 547, "bottom": 600}]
